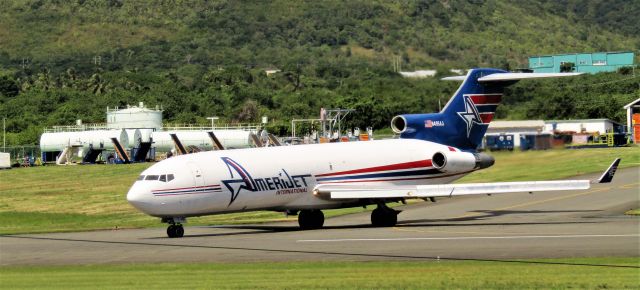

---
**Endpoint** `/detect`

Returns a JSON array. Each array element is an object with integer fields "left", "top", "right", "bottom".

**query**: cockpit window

[
  {"left": 137, "top": 175, "right": 145, "bottom": 181},
  {"left": 167, "top": 174, "right": 175, "bottom": 182},
  {"left": 145, "top": 175, "right": 159, "bottom": 181},
  {"left": 159, "top": 175, "right": 167, "bottom": 182}
]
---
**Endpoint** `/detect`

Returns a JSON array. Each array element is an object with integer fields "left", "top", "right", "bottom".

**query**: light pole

[
  {"left": 2, "top": 117, "right": 5, "bottom": 152},
  {"left": 207, "top": 117, "right": 219, "bottom": 129}
]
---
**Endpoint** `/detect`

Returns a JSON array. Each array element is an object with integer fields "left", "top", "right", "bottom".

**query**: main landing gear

[
  {"left": 371, "top": 204, "right": 399, "bottom": 227},
  {"left": 162, "top": 217, "right": 186, "bottom": 238},
  {"left": 298, "top": 209, "right": 324, "bottom": 230}
]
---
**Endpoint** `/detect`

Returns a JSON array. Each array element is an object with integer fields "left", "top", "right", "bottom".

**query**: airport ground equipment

[
  {"left": 207, "top": 132, "right": 225, "bottom": 150},
  {"left": 110, "top": 138, "right": 130, "bottom": 163}
]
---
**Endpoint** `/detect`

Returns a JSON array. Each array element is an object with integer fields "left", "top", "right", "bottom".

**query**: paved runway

[{"left": 1, "top": 168, "right": 638, "bottom": 266}]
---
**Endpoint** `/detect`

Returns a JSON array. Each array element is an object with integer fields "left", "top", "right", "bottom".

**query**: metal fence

[{"left": 1, "top": 145, "right": 41, "bottom": 166}]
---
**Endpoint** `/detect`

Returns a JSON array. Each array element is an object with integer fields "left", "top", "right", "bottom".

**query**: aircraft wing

[{"left": 316, "top": 158, "right": 620, "bottom": 200}]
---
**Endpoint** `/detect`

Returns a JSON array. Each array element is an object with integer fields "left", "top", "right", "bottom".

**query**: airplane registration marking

[{"left": 297, "top": 234, "right": 639, "bottom": 243}]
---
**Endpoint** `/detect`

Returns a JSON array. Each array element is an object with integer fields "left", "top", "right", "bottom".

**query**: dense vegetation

[{"left": 0, "top": 0, "right": 638, "bottom": 145}]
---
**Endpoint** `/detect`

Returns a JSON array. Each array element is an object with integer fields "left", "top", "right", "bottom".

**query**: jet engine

[{"left": 432, "top": 151, "right": 495, "bottom": 173}]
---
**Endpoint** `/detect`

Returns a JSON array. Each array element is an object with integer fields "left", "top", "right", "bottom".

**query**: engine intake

[{"left": 390, "top": 115, "right": 407, "bottom": 134}]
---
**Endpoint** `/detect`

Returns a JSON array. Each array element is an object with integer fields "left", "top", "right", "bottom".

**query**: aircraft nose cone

[{"left": 127, "top": 184, "right": 153, "bottom": 213}]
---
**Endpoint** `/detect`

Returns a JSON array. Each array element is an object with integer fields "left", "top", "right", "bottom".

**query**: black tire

[
  {"left": 371, "top": 208, "right": 384, "bottom": 227},
  {"left": 311, "top": 210, "right": 324, "bottom": 229},
  {"left": 175, "top": 225, "right": 184, "bottom": 238},
  {"left": 298, "top": 209, "right": 324, "bottom": 230},
  {"left": 371, "top": 207, "right": 397, "bottom": 227},
  {"left": 167, "top": 225, "right": 176, "bottom": 238}
]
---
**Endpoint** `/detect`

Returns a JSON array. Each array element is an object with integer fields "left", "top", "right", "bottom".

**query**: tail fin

[{"left": 390, "top": 68, "right": 581, "bottom": 151}]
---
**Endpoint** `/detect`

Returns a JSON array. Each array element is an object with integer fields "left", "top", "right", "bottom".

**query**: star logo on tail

[{"left": 457, "top": 96, "right": 483, "bottom": 137}]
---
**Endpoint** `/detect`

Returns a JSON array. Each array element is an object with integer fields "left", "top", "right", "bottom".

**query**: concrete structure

[
  {"left": 623, "top": 98, "right": 640, "bottom": 143},
  {"left": 544, "top": 119, "right": 623, "bottom": 134},
  {"left": 528, "top": 51, "right": 634, "bottom": 74}
]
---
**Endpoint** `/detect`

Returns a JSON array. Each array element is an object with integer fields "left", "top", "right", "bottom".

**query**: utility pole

[{"left": 3, "top": 117, "right": 5, "bottom": 152}]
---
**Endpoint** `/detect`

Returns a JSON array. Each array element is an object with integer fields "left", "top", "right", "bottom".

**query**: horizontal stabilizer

[
  {"left": 318, "top": 180, "right": 590, "bottom": 200},
  {"left": 477, "top": 72, "right": 583, "bottom": 82},
  {"left": 441, "top": 72, "right": 583, "bottom": 82}
]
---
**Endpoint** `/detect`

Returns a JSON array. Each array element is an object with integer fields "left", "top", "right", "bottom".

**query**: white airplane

[{"left": 127, "top": 68, "right": 620, "bottom": 238}]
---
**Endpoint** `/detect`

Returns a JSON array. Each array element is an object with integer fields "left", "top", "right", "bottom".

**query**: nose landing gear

[
  {"left": 162, "top": 217, "right": 186, "bottom": 238},
  {"left": 167, "top": 224, "right": 184, "bottom": 238}
]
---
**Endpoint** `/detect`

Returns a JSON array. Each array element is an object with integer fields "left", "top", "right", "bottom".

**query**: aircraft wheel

[
  {"left": 174, "top": 225, "right": 184, "bottom": 238},
  {"left": 371, "top": 207, "right": 397, "bottom": 227},
  {"left": 167, "top": 225, "right": 176, "bottom": 238},
  {"left": 298, "top": 209, "right": 324, "bottom": 230}
]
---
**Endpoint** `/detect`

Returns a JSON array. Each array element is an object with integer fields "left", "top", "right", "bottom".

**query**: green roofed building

[{"left": 528, "top": 51, "right": 635, "bottom": 74}]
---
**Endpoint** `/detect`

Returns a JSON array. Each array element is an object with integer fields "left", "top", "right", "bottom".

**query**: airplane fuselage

[{"left": 127, "top": 139, "right": 474, "bottom": 218}]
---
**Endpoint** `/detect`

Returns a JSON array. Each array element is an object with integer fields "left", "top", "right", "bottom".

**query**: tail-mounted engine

[{"left": 432, "top": 151, "right": 494, "bottom": 173}]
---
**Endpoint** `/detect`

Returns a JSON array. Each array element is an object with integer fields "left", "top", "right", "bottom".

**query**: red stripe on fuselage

[
  {"left": 152, "top": 184, "right": 221, "bottom": 193},
  {"left": 470, "top": 94, "right": 502, "bottom": 104},
  {"left": 315, "top": 159, "right": 433, "bottom": 178}
]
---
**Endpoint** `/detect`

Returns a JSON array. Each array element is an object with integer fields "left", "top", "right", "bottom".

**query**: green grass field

[
  {"left": 0, "top": 258, "right": 638, "bottom": 289},
  {"left": 0, "top": 147, "right": 638, "bottom": 234}
]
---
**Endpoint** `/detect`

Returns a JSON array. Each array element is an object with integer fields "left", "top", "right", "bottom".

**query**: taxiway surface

[{"left": 1, "top": 168, "right": 638, "bottom": 265}]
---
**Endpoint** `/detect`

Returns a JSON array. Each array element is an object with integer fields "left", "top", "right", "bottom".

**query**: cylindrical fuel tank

[
  {"left": 39, "top": 129, "right": 129, "bottom": 152},
  {"left": 151, "top": 130, "right": 253, "bottom": 153}
]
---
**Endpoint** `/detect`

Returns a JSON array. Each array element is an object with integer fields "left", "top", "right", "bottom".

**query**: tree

[
  {"left": 560, "top": 62, "right": 575, "bottom": 73},
  {"left": 0, "top": 75, "right": 19, "bottom": 98}
]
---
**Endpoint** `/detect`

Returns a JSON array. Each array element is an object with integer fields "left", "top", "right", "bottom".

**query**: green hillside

[{"left": 0, "top": 0, "right": 638, "bottom": 145}]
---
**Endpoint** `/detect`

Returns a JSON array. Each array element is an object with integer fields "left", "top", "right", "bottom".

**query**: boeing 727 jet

[{"left": 127, "top": 68, "right": 620, "bottom": 238}]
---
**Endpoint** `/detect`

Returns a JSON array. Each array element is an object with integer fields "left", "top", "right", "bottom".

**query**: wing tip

[{"left": 596, "top": 158, "right": 621, "bottom": 184}]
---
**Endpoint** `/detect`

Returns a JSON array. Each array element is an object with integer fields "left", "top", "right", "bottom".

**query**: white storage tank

[
  {"left": 107, "top": 102, "right": 162, "bottom": 130},
  {"left": 151, "top": 130, "right": 253, "bottom": 152},
  {"left": 39, "top": 129, "right": 129, "bottom": 152}
]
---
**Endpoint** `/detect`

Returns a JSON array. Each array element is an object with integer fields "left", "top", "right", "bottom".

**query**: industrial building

[
  {"left": 528, "top": 51, "right": 635, "bottom": 74},
  {"left": 483, "top": 120, "right": 549, "bottom": 151},
  {"left": 483, "top": 118, "right": 627, "bottom": 150}
]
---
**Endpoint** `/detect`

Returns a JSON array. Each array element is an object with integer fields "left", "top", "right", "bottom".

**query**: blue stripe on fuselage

[{"left": 316, "top": 168, "right": 441, "bottom": 182}]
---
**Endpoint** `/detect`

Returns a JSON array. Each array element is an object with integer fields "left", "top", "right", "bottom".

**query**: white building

[
  {"left": 544, "top": 119, "right": 620, "bottom": 134},
  {"left": 485, "top": 120, "right": 545, "bottom": 148}
]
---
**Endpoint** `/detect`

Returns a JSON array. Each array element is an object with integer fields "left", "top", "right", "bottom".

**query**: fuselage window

[
  {"left": 137, "top": 175, "right": 145, "bottom": 181},
  {"left": 159, "top": 175, "right": 167, "bottom": 182},
  {"left": 167, "top": 174, "right": 175, "bottom": 182},
  {"left": 145, "top": 175, "right": 159, "bottom": 181}
]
